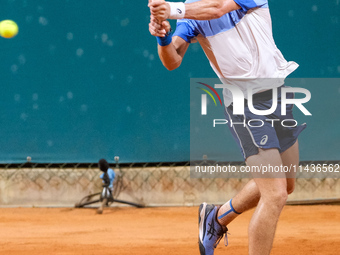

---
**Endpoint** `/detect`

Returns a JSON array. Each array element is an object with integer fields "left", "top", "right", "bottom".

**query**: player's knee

[
  {"left": 276, "top": 191, "right": 288, "bottom": 206},
  {"left": 265, "top": 189, "right": 288, "bottom": 207}
]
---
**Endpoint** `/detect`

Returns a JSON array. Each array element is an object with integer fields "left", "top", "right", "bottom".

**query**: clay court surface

[{"left": 0, "top": 205, "right": 339, "bottom": 255}]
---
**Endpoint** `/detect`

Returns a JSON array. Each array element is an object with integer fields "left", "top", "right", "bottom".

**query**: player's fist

[
  {"left": 149, "top": 15, "right": 171, "bottom": 37},
  {"left": 148, "top": 0, "right": 170, "bottom": 21}
]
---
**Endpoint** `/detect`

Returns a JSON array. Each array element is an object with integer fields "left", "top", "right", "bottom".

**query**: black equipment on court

[{"left": 74, "top": 156, "right": 144, "bottom": 213}]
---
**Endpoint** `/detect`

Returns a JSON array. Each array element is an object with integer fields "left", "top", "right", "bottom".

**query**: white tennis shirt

[{"left": 173, "top": 0, "right": 298, "bottom": 106}]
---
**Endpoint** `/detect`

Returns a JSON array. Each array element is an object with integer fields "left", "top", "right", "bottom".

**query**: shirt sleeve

[
  {"left": 234, "top": 0, "right": 268, "bottom": 12},
  {"left": 173, "top": 19, "right": 199, "bottom": 43}
]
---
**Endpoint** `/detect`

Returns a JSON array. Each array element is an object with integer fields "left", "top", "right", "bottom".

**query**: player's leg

[
  {"left": 217, "top": 102, "right": 284, "bottom": 227},
  {"left": 245, "top": 141, "right": 299, "bottom": 254},
  {"left": 217, "top": 179, "right": 259, "bottom": 226},
  {"left": 217, "top": 172, "right": 297, "bottom": 227},
  {"left": 246, "top": 148, "right": 288, "bottom": 255},
  {"left": 281, "top": 140, "right": 299, "bottom": 194},
  {"left": 199, "top": 152, "right": 286, "bottom": 255},
  {"left": 199, "top": 90, "right": 302, "bottom": 254},
  {"left": 199, "top": 151, "right": 296, "bottom": 255}
]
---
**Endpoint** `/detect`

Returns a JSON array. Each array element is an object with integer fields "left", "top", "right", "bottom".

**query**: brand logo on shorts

[{"left": 260, "top": 135, "right": 268, "bottom": 145}]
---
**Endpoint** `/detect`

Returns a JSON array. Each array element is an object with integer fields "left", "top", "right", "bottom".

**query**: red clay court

[{"left": 0, "top": 205, "right": 339, "bottom": 255}]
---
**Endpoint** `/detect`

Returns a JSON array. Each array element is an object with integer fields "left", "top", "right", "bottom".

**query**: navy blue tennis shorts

[{"left": 224, "top": 86, "right": 306, "bottom": 160}]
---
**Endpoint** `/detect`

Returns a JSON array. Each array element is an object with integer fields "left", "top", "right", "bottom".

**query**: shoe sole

[{"left": 198, "top": 203, "right": 215, "bottom": 255}]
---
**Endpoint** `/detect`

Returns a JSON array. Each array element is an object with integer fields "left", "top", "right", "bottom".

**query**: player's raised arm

[
  {"left": 149, "top": 15, "right": 189, "bottom": 71},
  {"left": 149, "top": 0, "right": 240, "bottom": 21}
]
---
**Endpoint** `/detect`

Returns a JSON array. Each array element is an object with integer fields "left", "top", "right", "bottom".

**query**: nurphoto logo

[{"left": 198, "top": 82, "right": 312, "bottom": 128}]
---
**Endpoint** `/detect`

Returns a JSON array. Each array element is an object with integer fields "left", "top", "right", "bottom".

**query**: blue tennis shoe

[{"left": 199, "top": 203, "right": 228, "bottom": 255}]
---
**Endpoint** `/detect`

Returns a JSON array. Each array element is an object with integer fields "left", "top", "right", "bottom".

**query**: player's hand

[
  {"left": 148, "top": 0, "right": 170, "bottom": 21},
  {"left": 149, "top": 15, "right": 171, "bottom": 37}
]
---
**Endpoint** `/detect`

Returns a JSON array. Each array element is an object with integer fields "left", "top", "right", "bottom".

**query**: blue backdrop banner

[{"left": 0, "top": 1, "right": 339, "bottom": 163}]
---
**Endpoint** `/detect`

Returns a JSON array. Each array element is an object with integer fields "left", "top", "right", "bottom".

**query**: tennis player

[{"left": 148, "top": 1, "right": 306, "bottom": 255}]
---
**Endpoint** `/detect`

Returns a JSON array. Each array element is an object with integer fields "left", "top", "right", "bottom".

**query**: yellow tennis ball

[{"left": 0, "top": 20, "right": 19, "bottom": 39}]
